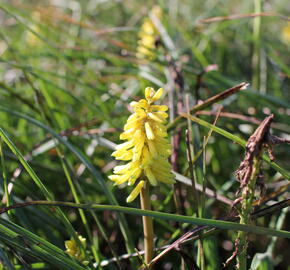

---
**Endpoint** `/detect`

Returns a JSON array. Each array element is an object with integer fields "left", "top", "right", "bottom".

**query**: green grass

[{"left": 0, "top": 0, "right": 289, "bottom": 269}]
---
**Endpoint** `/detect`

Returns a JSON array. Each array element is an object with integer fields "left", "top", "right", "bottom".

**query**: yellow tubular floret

[
  {"left": 145, "top": 122, "right": 155, "bottom": 140},
  {"left": 113, "top": 164, "right": 131, "bottom": 174},
  {"left": 155, "top": 111, "right": 168, "bottom": 119},
  {"left": 156, "top": 176, "right": 175, "bottom": 184},
  {"left": 145, "top": 87, "right": 155, "bottom": 100},
  {"left": 145, "top": 168, "right": 158, "bottom": 186},
  {"left": 147, "top": 140, "right": 158, "bottom": 158},
  {"left": 148, "top": 112, "right": 164, "bottom": 123},
  {"left": 109, "top": 87, "right": 174, "bottom": 202},
  {"left": 126, "top": 180, "right": 145, "bottom": 203},
  {"left": 151, "top": 105, "right": 168, "bottom": 111},
  {"left": 128, "top": 167, "right": 142, "bottom": 186},
  {"left": 151, "top": 88, "right": 164, "bottom": 102},
  {"left": 114, "top": 150, "right": 133, "bottom": 161}
]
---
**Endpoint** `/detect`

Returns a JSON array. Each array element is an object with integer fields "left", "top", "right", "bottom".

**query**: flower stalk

[
  {"left": 109, "top": 87, "right": 174, "bottom": 266},
  {"left": 140, "top": 182, "right": 154, "bottom": 265}
]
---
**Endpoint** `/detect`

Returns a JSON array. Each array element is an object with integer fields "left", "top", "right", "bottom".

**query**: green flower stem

[
  {"left": 140, "top": 183, "right": 154, "bottom": 266},
  {"left": 237, "top": 157, "right": 262, "bottom": 270}
]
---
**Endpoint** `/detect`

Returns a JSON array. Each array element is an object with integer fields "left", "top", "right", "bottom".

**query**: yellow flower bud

[{"left": 65, "top": 235, "right": 88, "bottom": 266}]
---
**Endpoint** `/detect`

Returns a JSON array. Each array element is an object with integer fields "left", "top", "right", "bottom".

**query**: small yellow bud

[
  {"left": 151, "top": 88, "right": 164, "bottom": 102},
  {"left": 64, "top": 235, "right": 88, "bottom": 266},
  {"left": 145, "top": 87, "right": 155, "bottom": 100}
]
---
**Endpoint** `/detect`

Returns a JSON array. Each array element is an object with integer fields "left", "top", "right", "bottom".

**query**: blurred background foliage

[{"left": 0, "top": 0, "right": 289, "bottom": 269}]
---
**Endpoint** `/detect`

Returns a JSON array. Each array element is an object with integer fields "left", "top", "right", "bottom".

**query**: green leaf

[
  {"left": 0, "top": 218, "right": 87, "bottom": 270},
  {"left": 0, "top": 105, "right": 135, "bottom": 254},
  {"left": 2, "top": 201, "right": 290, "bottom": 239}
]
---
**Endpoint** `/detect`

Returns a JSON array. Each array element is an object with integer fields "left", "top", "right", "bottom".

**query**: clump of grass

[{"left": 0, "top": 1, "right": 289, "bottom": 270}]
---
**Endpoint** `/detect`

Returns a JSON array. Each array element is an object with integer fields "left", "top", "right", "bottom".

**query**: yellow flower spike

[
  {"left": 136, "top": 6, "right": 163, "bottom": 60},
  {"left": 109, "top": 87, "right": 174, "bottom": 202}
]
